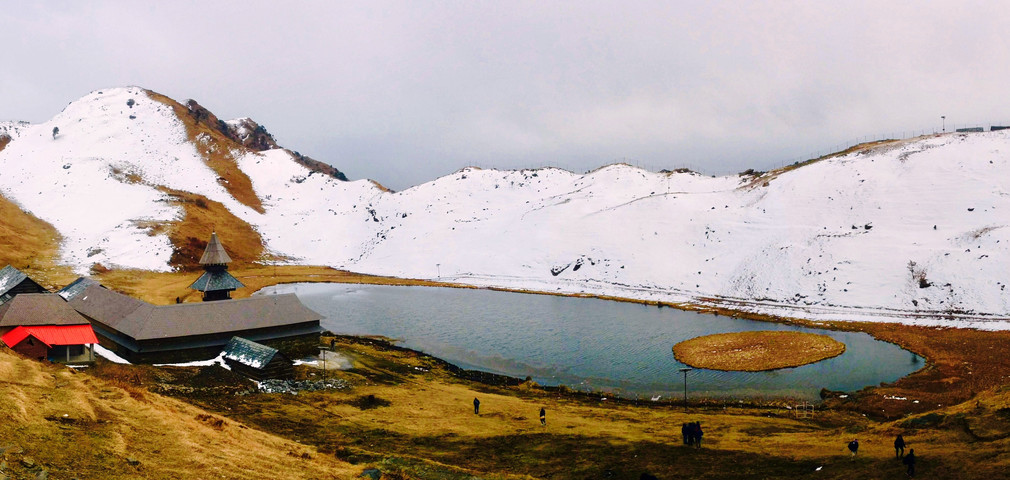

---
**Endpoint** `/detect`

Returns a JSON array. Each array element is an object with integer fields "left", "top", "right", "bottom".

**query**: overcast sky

[{"left": 3, "top": 1, "right": 1009, "bottom": 190}]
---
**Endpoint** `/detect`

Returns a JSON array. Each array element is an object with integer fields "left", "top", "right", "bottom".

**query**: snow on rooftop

[{"left": 93, "top": 344, "right": 130, "bottom": 364}]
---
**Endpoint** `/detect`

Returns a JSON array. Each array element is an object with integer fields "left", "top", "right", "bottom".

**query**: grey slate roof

[
  {"left": 0, "top": 293, "right": 91, "bottom": 327},
  {"left": 0, "top": 265, "right": 29, "bottom": 296},
  {"left": 189, "top": 270, "right": 245, "bottom": 292},
  {"left": 223, "top": 336, "right": 278, "bottom": 369},
  {"left": 67, "top": 284, "right": 322, "bottom": 341},
  {"left": 199, "top": 232, "right": 233, "bottom": 265},
  {"left": 57, "top": 277, "right": 100, "bottom": 301}
]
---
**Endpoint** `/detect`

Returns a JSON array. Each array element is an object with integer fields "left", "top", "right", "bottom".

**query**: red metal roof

[{"left": 2, "top": 325, "right": 98, "bottom": 348}]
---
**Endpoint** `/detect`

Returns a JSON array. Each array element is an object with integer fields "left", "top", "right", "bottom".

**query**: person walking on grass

[
  {"left": 902, "top": 449, "right": 916, "bottom": 477},
  {"left": 847, "top": 439, "right": 859, "bottom": 457},
  {"left": 694, "top": 422, "right": 704, "bottom": 448},
  {"left": 540, "top": 407, "right": 546, "bottom": 426},
  {"left": 473, "top": 397, "right": 480, "bottom": 415},
  {"left": 894, "top": 434, "right": 906, "bottom": 459}
]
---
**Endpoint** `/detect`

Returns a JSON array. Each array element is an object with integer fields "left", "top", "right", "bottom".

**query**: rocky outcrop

[
  {"left": 184, "top": 100, "right": 279, "bottom": 152},
  {"left": 288, "top": 150, "right": 349, "bottom": 181},
  {"left": 226, "top": 117, "right": 280, "bottom": 152}
]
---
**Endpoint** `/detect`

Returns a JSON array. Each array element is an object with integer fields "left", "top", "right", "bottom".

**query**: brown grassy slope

[
  {"left": 827, "top": 322, "right": 1010, "bottom": 419},
  {"left": 179, "top": 336, "right": 1010, "bottom": 480},
  {"left": 145, "top": 90, "right": 265, "bottom": 214},
  {"left": 96, "top": 265, "right": 469, "bottom": 304},
  {"left": 0, "top": 350, "right": 357, "bottom": 479},
  {"left": 740, "top": 138, "right": 907, "bottom": 189},
  {"left": 103, "top": 159, "right": 267, "bottom": 272},
  {"left": 156, "top": 187, "right": 268, "bottom": 270},
  {"left": 0, "top": 194, "right": 76, "bottom": 288}
]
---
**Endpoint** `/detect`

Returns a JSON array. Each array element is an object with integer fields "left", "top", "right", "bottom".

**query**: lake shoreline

[
  {"left": 268, "top": 281, "right": 922, "bottom": 404},
  {"left": 102, "top": 265, "right": 1010, "bottom": 419},
  {"left": 325, "top": 333, "right": 830, "bottom": 409}
]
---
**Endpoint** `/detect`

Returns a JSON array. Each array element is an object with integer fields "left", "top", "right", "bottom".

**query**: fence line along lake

[{"left": 257, "top": 283, "right": 923, "bottom": 400}]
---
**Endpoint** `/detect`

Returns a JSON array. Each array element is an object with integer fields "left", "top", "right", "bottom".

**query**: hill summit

[{"left": 1, "top": 87, "right": 1008, "bottom": 327}]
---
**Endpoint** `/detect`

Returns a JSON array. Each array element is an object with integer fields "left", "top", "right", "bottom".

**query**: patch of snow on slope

[
  {"left": 0, "top": 87, "right": 256, "bottom": 272},
  {"left": 234, "top": 148, "right": 386, "bottom": 265},
  {"left": 5, "top": 87, "right": 1009, "bottom": 329},
  {"left": 0, "top": 121, "right": 31, "bottom": 140},
  {"left": 249, "top": 134, "right": 1010, "bottom": 328}
]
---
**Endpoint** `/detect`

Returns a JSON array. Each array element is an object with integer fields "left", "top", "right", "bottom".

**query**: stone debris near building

[{"left": 256, "top": 378, "right": 350, "bottom": 395}]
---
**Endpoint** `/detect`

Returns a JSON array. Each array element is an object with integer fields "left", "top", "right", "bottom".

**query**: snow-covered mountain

[{"left": 1, "top": 87, "right": 1008, "bottom": 328}]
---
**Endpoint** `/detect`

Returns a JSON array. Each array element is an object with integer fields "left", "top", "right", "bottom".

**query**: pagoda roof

[
  {"left": 199, "top": 232, "right": 233, "bottom": 265},
  {"left": 189, "top": 270, "right": 245, "bottom": 293}
]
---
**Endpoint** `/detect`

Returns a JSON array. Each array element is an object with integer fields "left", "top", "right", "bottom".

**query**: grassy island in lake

[{"left": 673, "top": 331, "right": 846, "bottom": 371}]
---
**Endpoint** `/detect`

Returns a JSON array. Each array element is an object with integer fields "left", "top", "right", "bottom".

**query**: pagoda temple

[{"left": 189, "top": 232, "right": 244, "bottom": 301}]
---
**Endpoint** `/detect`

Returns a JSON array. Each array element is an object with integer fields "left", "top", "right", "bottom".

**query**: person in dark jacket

[
  {"left": 894, "top": 434, "right": 906, "bottom": 459},
  {"left": 540, "top": 407, "right": 546, "bottom": 425},
  {"left": 694, "top": 422, "right": 704, "bottom": 448},
  {"left": 847, "top": 439, "right": 859, "bottom": 456},
  {"left": 902, "top": 449, "right": 916, "bottom": 477},
  {"left": 473, "top": 397, "right": 480, "bottom": 415},
  {"left": 682, "top": 423, "right": 689, "bottom": 445}
]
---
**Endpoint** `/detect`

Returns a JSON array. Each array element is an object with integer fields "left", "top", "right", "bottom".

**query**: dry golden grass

[
  {"left": 165, "top": 336, "right": 1010, "bottom": 479},
  {"left": 0, "top": 349, "right": 358, "bottom": 479},
  {"left": 146, "top": 90, "right": 265, "bottom": 214},
  {"left": 155, "top": 187, "right": 268, "bottom": 270},
  {"left": 673, "top": 331, "right": 845, "bottom": 371},
  {"left": 95, "top": 265, "right": 471, "bottom": 304},
  {"left": 740, "top": 138, "right": 907, "bottom": 190},
  {"left": 0, "top": 194, "right": 76, "bottom": 289}
]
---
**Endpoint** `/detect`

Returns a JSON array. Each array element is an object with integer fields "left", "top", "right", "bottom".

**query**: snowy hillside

[{"left": 1, "top": 88, "right": 1008, "bottom": 328}]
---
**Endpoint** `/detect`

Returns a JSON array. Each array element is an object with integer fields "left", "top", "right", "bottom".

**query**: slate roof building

[
  {"left": 0, "top": 265, "right": 49, "bottom": 305},
  {"left": 189, "top": 232, "right": 244, "bottom": 301},
  {"left": 0, "top": 293, "right": 98, "bottom": 363},
  {"left": 60, "top": 281, "right": 322, "bottom": 364},
  {"left": 222, "top": 336, "right": 294, "bottom": 380}
]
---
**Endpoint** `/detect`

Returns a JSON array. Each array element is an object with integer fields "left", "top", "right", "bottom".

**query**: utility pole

[
  {"left": 679, "top": 368, "right": 693, "bottom": 411},
  {"left": 321, "top": 347, "right": 326, "bottom": 379},
  {"left": 942, "top": 116, "right": 946, "bottom": 132}
]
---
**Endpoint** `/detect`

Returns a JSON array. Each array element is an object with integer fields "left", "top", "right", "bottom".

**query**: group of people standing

[
  {"left": 681, "top": 422, "right": 704, "bottom": 447},
  {"left": 895, "top": 434, "right": 915, "bottom": 477},
  {"left": 476, "top": 395, "right": 915, "bottom": 476},
  {"left": 849, "top": 435, "right": 915, "bottom": 477}
]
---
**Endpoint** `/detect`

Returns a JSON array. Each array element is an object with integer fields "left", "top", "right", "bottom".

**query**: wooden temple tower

[{"left": 189, "top": 232, "right": 244, "bottom": 301}]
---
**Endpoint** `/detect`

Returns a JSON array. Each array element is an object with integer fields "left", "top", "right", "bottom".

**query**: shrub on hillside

[{"left": 907, "top": 260, "right": 931, "bottom": 288}]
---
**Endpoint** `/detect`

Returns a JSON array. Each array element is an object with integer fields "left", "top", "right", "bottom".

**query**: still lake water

[{"left": 259, "top": 283, "right": 923, "bottom": 400}]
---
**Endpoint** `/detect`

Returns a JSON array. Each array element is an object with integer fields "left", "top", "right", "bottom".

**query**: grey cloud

[{"left": 2, "top": 1, "right": 1008, "bottom": 190}]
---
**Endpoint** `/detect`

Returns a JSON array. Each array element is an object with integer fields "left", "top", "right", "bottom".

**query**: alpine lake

[{"left": 257, "top": 283, "right": 923, "bottom": 401}]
